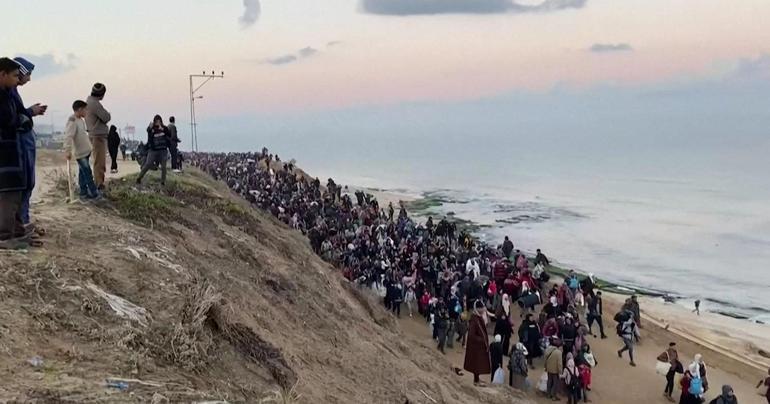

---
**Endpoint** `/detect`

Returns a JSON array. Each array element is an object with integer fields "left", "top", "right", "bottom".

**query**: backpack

[
  {"left": 613, "top": 311, "right": 630, "bottom": 323},
  {"left": 567, "top": 368, "right": 581, "bottom": 390},
  {"left": 688, "top": 377, "right": 704, "bottom": 395}
]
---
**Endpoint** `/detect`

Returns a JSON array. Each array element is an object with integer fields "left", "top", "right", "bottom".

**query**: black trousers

[
  {"left": 108, "top": 145, "right": 119, "bottom": 170},
  {"left": 664, "top": 369, "right": 675, "bottom": 395},
  {"left": 587, "top": 313, "right": 605, "bottom": 336},
  {"left": 169, "top": 146, "right": 179, "bottom": 169}
]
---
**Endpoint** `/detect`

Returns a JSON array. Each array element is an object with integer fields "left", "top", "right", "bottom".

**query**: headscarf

[
  {"left": 690, "top": 354, "right": 703, "bottom": 377},
  {"left": 720, "top": 385, "right": 737, "bottom": 404},
  {"left": 515, "top": 342, "right": 528, "bottom": 356},
  {"left": 473, "top": 300, "right": 489, "bottom": 325},
  {"left": 494, "top": 334, "right": 502, "bottom": 343},
  {"left": 566, "top": 352, "right": 576, "bottom": 372}
]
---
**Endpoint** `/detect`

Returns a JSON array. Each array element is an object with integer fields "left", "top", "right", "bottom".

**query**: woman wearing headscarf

[
  {"left": 561, "top": 352, "right": 581, "bottom": 404},
  {"left": 692, "top": 354, "right": 709, "bottom": 393},
  {"left": 495, "top": 293, "right": 514, "bottom": 356},
  {"left": 518, "top": 313, "right": 543, "bottom": 367},
  {"left": 464, "top": 300, "right": 491, "bottom": 385},
  {"left": 712, "top": 385, "right": 738, "bottom": 404},
  {"left": 509, "top": 342, "right": 529, "bottom": 390},
  {"left": 678, "top": 363, "right": 703, "bottom": 404}
]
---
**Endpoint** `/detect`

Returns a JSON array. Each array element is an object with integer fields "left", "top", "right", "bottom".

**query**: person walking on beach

[
  {"left": 756, "top": 367, "right": 770, "bottom": 403},
  {"left": 561, "top": 353, "right": 581, "bottom": 404},
  {"left": 518, "top": 313, "right": 543, "bottom": 368},
  {"left": 464, "top": 300, "right": 491, "bottom": 386},
  {"left": 709, "top": 385, "right": 737, "bottom": 404},
  {"left": 659, "top": 342, "right": 681, "bottom": 402},
  {"left": 489, "top": 334, "right": 504, "bottom": 382},
  {"left": 509, "top": 342, "right": 529, "bottom": 390},
  {"left": 693, "top": 299, "right": 701, "bottom": 316},
  {"left": 586, "top": 291, "right": 607, "bottom": 339},
  {"left": 11, "top": 57, "right": 47, "bottom": 239},
  {"left": 502, "top": 236, "right": 514, "bottom": 258},
  {"left": 64, "top": 100, "right": 100, "bottom": 201},
  {"left": 136, "top": 115, "right": 171, "bottom": 186},
  {"left": 107, "top": 125, "right": 120, "bottom": 174},
  {"left": 168, "top": 116, "right": 181, "bottom": 172},
  {"left": 0, "top": 58, "right": 27, "bottom": 250},
  {"left": 120, "top": 143, "right": 127, "bottom": 160},
  {"left": 544, "top": 337, "right": 564, "bottom": 401},
  {"left": 617, "top": 310, "right": 640, "bottom": 367},
  {"left": 534, "top": 248, "right": 550, "bottom": 267},
  {"left": 85, "top": 83, "right": 111, "bottom": 190}
]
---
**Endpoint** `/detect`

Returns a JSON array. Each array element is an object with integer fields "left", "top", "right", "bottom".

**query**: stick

[
  {"left": 66, "top": 160, "right": 74, "bottom": 203},
  {"left": 419, "top": 389, "right": 437, "bottom": 404}
]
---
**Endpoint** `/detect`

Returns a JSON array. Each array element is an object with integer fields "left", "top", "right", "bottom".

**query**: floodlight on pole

[{"left": 188, "top": 70, "right": 224, "bottom": 152}]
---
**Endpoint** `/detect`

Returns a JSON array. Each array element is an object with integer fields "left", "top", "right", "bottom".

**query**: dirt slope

[{"left": 0, "top": 163, "right": 531, "bottom": 404}]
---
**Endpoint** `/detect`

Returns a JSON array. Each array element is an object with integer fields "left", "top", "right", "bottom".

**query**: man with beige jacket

[
  {"left": 65, "top": 100, "right": 99, "bottom": 200},
  {"left": 85, "top": 83, "right": 111, "bottom": 189}
]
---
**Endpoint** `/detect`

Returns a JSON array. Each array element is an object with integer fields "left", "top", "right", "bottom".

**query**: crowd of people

[{"left": 187, "top": 150, "right": 763, "bottom": 404}]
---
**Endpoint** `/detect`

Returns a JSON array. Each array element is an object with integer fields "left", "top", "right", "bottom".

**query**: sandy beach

[{"left": 398, "top": 291, "right": 769, "bottom": 404}]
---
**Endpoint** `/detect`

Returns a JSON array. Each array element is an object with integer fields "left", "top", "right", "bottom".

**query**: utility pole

[{"left": 188, "top": 70, "right": 224, "bottom": 152}]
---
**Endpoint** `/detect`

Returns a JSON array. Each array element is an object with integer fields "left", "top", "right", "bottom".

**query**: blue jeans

[
  {"left": 19, "top": 130, "right": 36, "bottom": 224},
  {"left": 76, "top": 155, "right": 98, "bottom": 198}
]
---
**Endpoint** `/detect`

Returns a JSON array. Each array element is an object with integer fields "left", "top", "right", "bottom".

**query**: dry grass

[
  {"left": 260, "top": 381, "right": 302, "bottom": 404},
  {"left": 154, "top": 278, "right": 221, "bottom": 372}
]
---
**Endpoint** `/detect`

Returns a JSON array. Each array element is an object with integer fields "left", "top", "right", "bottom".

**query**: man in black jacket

[
  {"left": 502, "top": 236, "right": 514, "bottom": 258},
  {"left": 136, "top": 115, "right": 171, "bottom": 186},
  {"left": 587, "top": 291, "right": 607, "bottom": 339},
  {"left": 168, "top": 116, "right": 181, "bottom": 172},
  {"left": 0, "top": 58, "right": 25, "bottom": 249}
]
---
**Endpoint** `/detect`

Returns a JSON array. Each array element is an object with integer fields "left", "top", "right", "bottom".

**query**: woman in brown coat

[{"left": 464, "top": 300, "right": 492, "bottom": 385}]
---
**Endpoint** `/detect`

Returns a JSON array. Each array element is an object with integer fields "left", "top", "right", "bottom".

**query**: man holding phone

[{"left": 12, "top": 57, "right": 47, "bottom": 238}]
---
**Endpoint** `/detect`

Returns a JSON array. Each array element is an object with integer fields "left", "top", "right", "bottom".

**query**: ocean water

[{"left": 214, "top": 124, "right": 770, "bottom": 323}]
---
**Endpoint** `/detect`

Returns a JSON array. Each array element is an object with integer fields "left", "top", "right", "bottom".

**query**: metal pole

[{"left": 187, "top": 71, "right": 224, "bottom": 153}]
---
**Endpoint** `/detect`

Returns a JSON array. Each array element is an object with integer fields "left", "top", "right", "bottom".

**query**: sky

[{"left": 2, "top": 0, "right": 769, "bottom": 149}]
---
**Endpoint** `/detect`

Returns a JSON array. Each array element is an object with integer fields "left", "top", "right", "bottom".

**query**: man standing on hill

[
  {"left": 168, "top": 116, "right": 181, "bottom": 172},
  {"left": 11, "top": 57, "right": 47, "bottom": 236},
  {"left": 85, "top": 83, "right": 111, "bottom": 189},
  {"left": 0, "top": 58, "right": 26, "bottom": 250}
]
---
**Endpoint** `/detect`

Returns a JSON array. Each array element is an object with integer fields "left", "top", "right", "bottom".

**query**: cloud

[
  {"left": 264, "top": 47, "right": 320, "bottom": 66},
  {"left": 589, "top": 43, "right": 633, "bottom": 53},
  {"left": 266, "top": 54, "right": 299, "bottom": 66},
  {"left": 15, "top": 53, "right": 78, "bottom": 78},
  {"left": 327, "top": 41, "right": 343, "bottom": 47},
  {"left": 360, "top": 0, "right": 586, "bottom": 16},
  {"left": 732, "top": 53, "right": 770, "bottom": 80},
  {"left": 298, "top": 47, "right": 318, "bottom": 58},
  {"left": 239, "top": 0, "right": 261, "bottom": 27}
]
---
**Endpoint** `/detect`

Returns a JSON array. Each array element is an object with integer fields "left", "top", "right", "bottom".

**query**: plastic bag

[
  {"left": 537, "top": 372, "right": 549, "bottom": 392},
  {"left": 655, "top": 360, "right": 672, "bottom": 376},
  {"left": 492, "top": 367, "right": 505, "bottom": 385}
]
